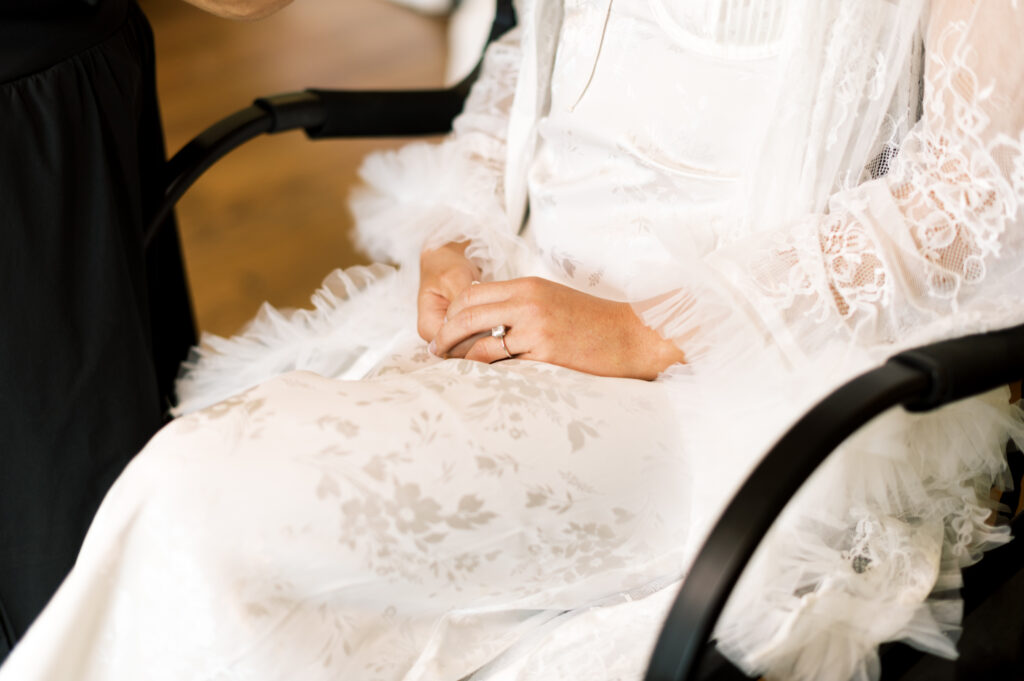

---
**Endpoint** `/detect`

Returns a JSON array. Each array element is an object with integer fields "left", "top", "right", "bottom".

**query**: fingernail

[
  {"left": 471, "top": 280, "right": 480, "bottom": 285},
  {"left": 428, "top": 340, "right": 437, "bottom": 356}
]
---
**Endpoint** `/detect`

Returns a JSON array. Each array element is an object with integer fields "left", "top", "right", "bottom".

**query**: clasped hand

[{"left": 418, "top": 243, "right": 684, "bottom": 380}]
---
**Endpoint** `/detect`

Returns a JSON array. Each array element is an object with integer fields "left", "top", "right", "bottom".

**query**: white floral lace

[{"left": 707, "top": 2, "right": 1024, "bottom": 357}]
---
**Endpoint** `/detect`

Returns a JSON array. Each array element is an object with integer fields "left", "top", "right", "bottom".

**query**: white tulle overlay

[{"left": 3, "top": 2, "right": 1024, "bottom": 681}]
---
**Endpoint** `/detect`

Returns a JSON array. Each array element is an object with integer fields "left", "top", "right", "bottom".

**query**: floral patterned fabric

[{"left": 3, "top": 347, "right": 698, "bottom": 681}]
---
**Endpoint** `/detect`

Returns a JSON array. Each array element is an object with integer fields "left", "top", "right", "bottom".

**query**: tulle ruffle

[
  {"left": 708, "top": 376, "right": 1023, "bottom": 681},
  {"left": 350, "top": 140, "right": 529, "bottom": 282},
  {"left": 173, "top": 264, "right": 415, "bottom": 416}
]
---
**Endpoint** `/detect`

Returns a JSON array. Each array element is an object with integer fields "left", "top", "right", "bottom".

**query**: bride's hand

[
  {"left": 430, "top": 277, "right": 685, "bottom": 380},
  {"left": 417, "top": 241, "right": 482, "bottom": 343}
]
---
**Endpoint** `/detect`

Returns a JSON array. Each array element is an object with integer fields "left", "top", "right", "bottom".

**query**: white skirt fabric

[{"left": 1, "top": 257, "right": 1020, "bottom": 681}]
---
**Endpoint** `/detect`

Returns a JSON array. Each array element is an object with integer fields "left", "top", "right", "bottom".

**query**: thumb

[{"left": 418, "top": 290, "right": 451, "bottom": 342}]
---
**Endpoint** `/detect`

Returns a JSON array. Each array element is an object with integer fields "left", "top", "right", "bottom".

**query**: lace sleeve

[
  {"left": 644, "top": 2, "right": 1024, "bottom": 363},
  {"left": 349, "top": 26, "right": 527, "bottom": 281}
]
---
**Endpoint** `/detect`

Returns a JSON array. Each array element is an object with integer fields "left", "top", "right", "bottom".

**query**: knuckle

[
  {"left": 440, "top": 267, "right": 474, "bottom": 296},
  {"left": 453, "top": 287, "right": 473, "bottom": 309},
  {"left": 525, "top": 302, "right": 549, "bottom": 325},
  {"left": 519, "top": 298, "right": 542, "bottom": 318},
  {"left": 438, "top": 268, "right": 462, "bottom": 289}
]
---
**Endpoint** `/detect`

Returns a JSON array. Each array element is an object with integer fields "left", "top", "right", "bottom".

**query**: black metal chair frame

[{"left": 150, "top": 2, "right": 1024, "bottom": 678}]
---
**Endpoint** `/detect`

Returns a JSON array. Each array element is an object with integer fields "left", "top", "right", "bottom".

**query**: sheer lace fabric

[
  {"left": 674, "top": 1, "right": 1024, "bottom": 361},
  {"left": 4, "top": 3, "right": 1024, "bottom": 681}
]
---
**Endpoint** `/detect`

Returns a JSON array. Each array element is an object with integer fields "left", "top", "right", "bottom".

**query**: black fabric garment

[
  {"left": 0, "top": 1, "right": 196, "bottom": 661},
  {"left": 0, "top": 1, "right": 125, "bottom": 85}
]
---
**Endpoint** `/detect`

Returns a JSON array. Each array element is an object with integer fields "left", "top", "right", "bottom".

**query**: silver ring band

[{"left": 491, "top": 325, "right": 512, "bottom": 359}]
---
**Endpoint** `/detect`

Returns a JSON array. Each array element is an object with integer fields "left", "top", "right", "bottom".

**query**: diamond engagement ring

[{"left": 491, "top": 325, "right": 513, "bottom": 359}]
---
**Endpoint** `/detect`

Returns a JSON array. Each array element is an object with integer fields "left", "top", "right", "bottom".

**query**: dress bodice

[
  {"left": 525, "top": 0, "right": 785, "bottom": 299},
  {"left": 650, "top": 0, "right": 789, "bottom": 58}
]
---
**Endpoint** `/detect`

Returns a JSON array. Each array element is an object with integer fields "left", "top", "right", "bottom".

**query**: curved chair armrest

[
  {"left": 145, "top": 85, "right": 469, "bottom": 247},
  {"left": 145, "top": 0, "right": 516, "bottom": 248},
  {"left": 645, "top": 322, "right": 1024, "bottom": 681}
]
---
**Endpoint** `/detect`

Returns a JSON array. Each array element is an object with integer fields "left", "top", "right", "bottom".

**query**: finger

[
  {"left": 445, "top": 330, "right": 490, "bottom": 359},
  {"left": 417, "top": 291, "right": 451, "bottom": 342},
  {"left": 445, "top": 279, "right": 523, "bottom": 321},
  {"left": 432, "top": 301, "right": 519, "bottom": 357},
  {"left": 464, "top": 334, "right": 518, "bottom": 364}
]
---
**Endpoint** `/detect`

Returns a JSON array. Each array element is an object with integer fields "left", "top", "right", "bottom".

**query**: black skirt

[{"left": 0, "top": 1, "right": 195, "bottom": 657}]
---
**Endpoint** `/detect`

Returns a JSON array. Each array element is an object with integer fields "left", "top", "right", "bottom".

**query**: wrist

[{"left": 420, "top": 241, "right": 471, "bottom": 269}]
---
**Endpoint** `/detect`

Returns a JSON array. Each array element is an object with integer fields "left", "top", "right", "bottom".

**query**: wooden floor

[{"left": 138, "top": 0, "right": 448, "bottom": 336}]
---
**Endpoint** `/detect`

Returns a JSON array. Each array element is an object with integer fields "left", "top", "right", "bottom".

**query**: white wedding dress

[{"left": 3, "top": 2, "right": 1024, "bottom": 681}]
